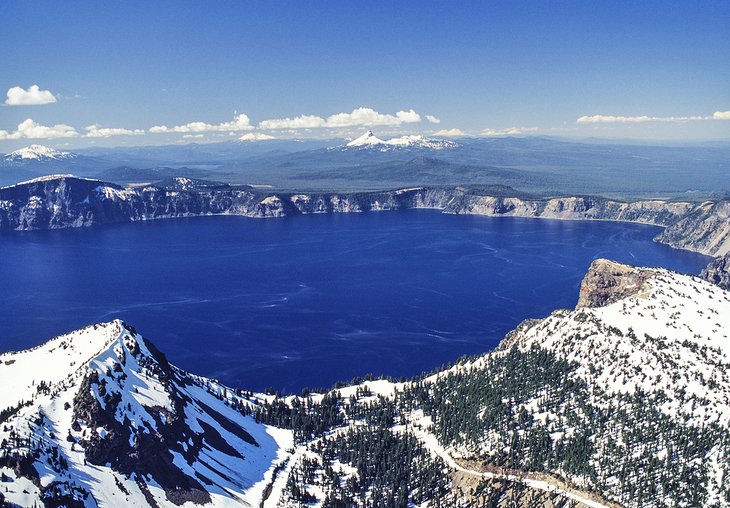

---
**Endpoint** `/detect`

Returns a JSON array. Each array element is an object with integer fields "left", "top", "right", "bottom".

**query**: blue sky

[{"left": 1, "top": 0, "right": 729, "bottom": 148}]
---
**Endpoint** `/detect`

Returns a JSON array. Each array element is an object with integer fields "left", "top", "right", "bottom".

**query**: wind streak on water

[{"left": 0, "top": 211, "right": 711, "bottom": 392}]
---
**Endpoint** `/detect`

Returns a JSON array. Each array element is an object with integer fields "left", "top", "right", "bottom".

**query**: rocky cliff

[
  {"left": 701, "top": 253, "right": 730, "bottom": 289},
  {"left": 2, "top": 175, "right": 728, "bottom": 257},
  {"left": 576, "top": 259, "right": 652, "bottom": 308},
  {"left": 655, "top": 199, "right": 730, "bottom": 257},
  {"left": 0, "top": 320, "right": 290, "bottom": 507}
]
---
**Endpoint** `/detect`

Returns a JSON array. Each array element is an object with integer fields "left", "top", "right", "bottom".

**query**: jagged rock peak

[
  {"left": 0, "top": 319, "right": 286, "bottom": 507},
  {"left": 576, "top": 259, "right": 652, "bottom": 308},
  {"left": 701, "top": 253, "right": 730, "bottom": 290}
]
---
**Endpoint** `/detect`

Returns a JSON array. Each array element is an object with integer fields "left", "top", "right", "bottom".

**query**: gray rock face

[
  {"left": 701, "top": 253, "right": 730, "bottom": 289},
  {"left": 656, "top": 200, "right": 730, "bottom": 257},
  {"left": 1, "top": 176, "right": 728, "bottom": 257},
  {"left": 576, "top": 259, "right": 652, "bottom": 308}
]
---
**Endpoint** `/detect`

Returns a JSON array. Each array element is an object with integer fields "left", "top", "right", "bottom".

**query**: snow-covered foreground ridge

[
  {"left": 1, "top": 261, "right": 729, "bottom": 506},
  {"left": 0, "top": 320, "right": 292, "bottom": 507}
]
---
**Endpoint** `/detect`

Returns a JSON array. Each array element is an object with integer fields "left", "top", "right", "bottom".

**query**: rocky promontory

[{"left": 576, "top": 259, "right": 653, "bottom": 308}]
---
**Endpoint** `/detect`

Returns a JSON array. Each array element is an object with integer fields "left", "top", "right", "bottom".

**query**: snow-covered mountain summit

[
  {"left": 344, "top": 130, "right": 458, "bottom": 150},
  {"left": 346, "top": 130, "right": 386, "bottom": 147},
  {"left": 383, "top": 134, "right": 458, "bottom": 149},
  {"left": 3, "top": 145, "right": 77, "bottom": 163},
  {"left": 0, "top": 320, "right": 290, "bottom": 507}
]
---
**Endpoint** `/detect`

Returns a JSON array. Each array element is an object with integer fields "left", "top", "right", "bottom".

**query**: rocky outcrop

[
  {"left": 1, "top": 175, "right": 728, "bottom": 256},
  {"left": 576, "top": 259, "right": 652, "bottom": 308},
  {"left": 0, "top": 320, "right": 280, "bottom": 507},
  {"left": 701, "top": 253, "right": 730, "bottom": 289},
  {"left": 656, "top": 200, "right": 730, "bottom": 257}
]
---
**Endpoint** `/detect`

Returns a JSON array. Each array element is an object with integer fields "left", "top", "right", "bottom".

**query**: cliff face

[
  {"left": 656, "top": 200, "right": 730, "bottom": 257},
  {"left": 576, "top": 259, "right": 652, "bottom": 308},
  {"left": 701, "top": 253, "right": 730, "bottom": 289},
  {"left": 1, "top": 176, "right": 728, "bottom": 257}
]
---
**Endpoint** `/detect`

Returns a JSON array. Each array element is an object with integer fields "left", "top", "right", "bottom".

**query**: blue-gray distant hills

[
  {"left": 1, "top": 175, "right": 729, "bottom": 262},
  {"left": 3, "top": 136, "right": 730, "bottom": 199}
]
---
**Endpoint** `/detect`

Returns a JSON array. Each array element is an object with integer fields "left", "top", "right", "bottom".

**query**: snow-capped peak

[
  {"left": 384, "top": 134, "right": 458, "bottom": 149},
  {"left": 344, "top": 131, "right": 458, "bottom": 150},
  {"left": 0, "top": 320, "right": 291, "bottom": 507},
  {"left": 4, "top": 144, "right": 76, "bottom": 162},
  {"left": 346, "top": 130, "right": 386, "bottom": 147}
]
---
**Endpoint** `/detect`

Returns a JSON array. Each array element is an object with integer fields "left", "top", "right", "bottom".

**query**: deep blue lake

[{"left": 0, "top": 211, "right": 710, "bottom": 393}]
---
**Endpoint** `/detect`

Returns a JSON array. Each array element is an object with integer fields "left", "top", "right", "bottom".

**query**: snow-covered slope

[
  {"left": 2, "top": 261, "right": 730, "bottom": 507},
  {"left": 250, "top": 260, "right": 730, "bottom": 507},
  {"left": 383, "top": 134, "right": 458, "bottom": 150},
  {"left": 0, "top": 320, "right": 291, "bottom": 507},
  {"left": 346, "top": 130, "right": 387, "bottom": 147},
  {"left": 511, "top": 259, "right": 730, "bottom": 426},
  {"left": 345, "top": 130, "right": 458, "bottom": 150},
  {"left": 425, "top": 259, "right": 730, "bottom": 506},
  {"left": 3, "top": 145, "right": 77, "bottom": 163}
]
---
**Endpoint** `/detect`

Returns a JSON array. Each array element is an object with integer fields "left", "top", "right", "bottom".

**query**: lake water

[{"left": 0, "top": 211, "right": 710, "bottom": 393}]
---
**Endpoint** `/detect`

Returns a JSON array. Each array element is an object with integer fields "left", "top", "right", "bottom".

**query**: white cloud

[
  {"left": 577, "top": 115, "right": 692, "bottom": 123},
  {"left": 150, "top": 113, "right": 254, "bottom": 133},
  {"left": 578, "top": 114, "right": 652, "bottom": 124},
  {"left": 239, "top": 132, "right": 276, "bottom": 141},
  {"left": 84, "top": 124, "right": 144, "bottom": 138},
  {"left": 0, "top": 118, "right": 78, "bottom": 140},
  {"left": 481, "top": 127, "right": 538, "bottom": 137},
  {"left": 576, "top": 113, "right": 726, "bottom": 123},
  {"left": 433, "top": 128, "right": 465, "bottom": 137},
  {"left": 426, "top": 115, "right": 441, "bottom": 124},
  {"left": 5, "top": 85, "right": 57, "bottom": 106},
  {"left": 327, "top": 107, "right": 420, "bottom": 127},
  {"left": 259, "top": 107, "right": 423, "bottom": 130},
  {"left": 258, "top": 114, "right": 326, "bottom": 130},
  {"left": 182, "top": 134, "right": 205, "bottom": 139}
]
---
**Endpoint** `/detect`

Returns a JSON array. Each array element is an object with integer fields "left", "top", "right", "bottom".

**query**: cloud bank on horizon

[
  {"left": 2, "top": 1, "right": 729, "bottom": 147},
  {"left": 2, "top": 89, "right": 729, "bottom": 144},
  {"left": 0, "top": 118, "right": 144, "bottom": 141},
  {"left": 577, "top": 112, "right": 730, "bottom": 124}
]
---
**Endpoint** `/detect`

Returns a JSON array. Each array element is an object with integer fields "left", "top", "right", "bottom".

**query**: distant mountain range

[
  {"left": 1, "top": 259, "right": 729, "bottom": 506},
  {"left": 2, "top": 135, "right": 730, "bottom": 198},
  {"left": 344, "top": 130, "right": 458, "bottom": 150}
]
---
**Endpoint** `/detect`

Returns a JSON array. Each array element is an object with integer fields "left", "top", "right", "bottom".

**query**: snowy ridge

[
  {"left": 3, "top": 145, "right": 76, "bottom": 163},
  {"left": 510, "top": 262, "right": 730, "bottom": 426},
  {"left": 273, "top": 261, "right": 730, "bottom": 506},
  {"left": 2, "top": 262, "right": 730, "bottom": 506},
  {"left": 8, "top": 174, "right": 78, "bottom": 187},
  {"left": 344, "top": 130, "right": 458, "bottom": 150},
  {"left": 428, "top": 260, "right": 730, "bottom": 506},
  {"left": 0, "top": 320, "right": 292, "bottom": 507}
]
